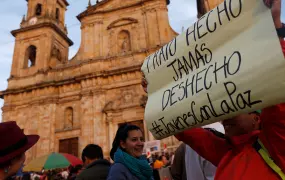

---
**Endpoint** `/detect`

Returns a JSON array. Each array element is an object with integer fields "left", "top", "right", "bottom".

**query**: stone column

[
  {"left": 92, "top": 93, "right": 107, "bottom": 150},
  {"left": 37, "top": 104, "right": 56, "bottom": 157},
  {"left": 145, "top": 8, "right": 160, "bottom": 48},
  {"left": 10, "top": 40, "right": 21, "bottom": 77},
  {"left": 39, "top": 34, "right": 51, "bottom": 71},
  {"left": 80, "top": 94, "right": 94, "bottom": 149},
  {"left": 107, "top": 113, "right": 114, "bottom": 157},
  {"left": 93, "top": 21, "right": 103, "bottom": 57}
]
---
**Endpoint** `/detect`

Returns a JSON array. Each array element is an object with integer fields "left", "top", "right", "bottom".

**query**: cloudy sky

[{"left": 0, "top": 0, "right": 284, "bottom": 122}]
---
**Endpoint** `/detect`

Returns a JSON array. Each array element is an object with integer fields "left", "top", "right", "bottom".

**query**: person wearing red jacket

[
  {"left": 142, "top": 0, "right": 285, "bottom": 179},
  {"left": 174, "top": 0, "right": 285, "bottom": 179}
]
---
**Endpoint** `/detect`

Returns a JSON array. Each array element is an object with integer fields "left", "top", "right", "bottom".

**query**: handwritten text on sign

[{"left": 141, "top": 0, "right": 285, "bottom": 140}]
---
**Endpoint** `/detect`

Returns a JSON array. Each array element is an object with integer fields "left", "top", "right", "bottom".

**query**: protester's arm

[
  {"left": 170, "top": 143, "right": 186, "bottom": 180},
  {"left": 175, "top": 128, "right": 230, "bottom": 166}
]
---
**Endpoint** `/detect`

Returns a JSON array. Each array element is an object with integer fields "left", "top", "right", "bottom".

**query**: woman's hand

[{"left": 264, "top": 0, "right": 282, "bottom": 28}]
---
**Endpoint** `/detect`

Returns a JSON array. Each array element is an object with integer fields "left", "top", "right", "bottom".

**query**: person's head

[
  {"left": 158, "top": 155, "right": 162, "bottom": 161},
  {"left": 162, "top": 156, "right": 168, "bottom": 165},
  {"left": 165, "top": 152, "right": 170, "bottom": 159},
  {"left": 0, "top": 121, "right": 39, "bottom": 179},
  {"left": 110, "top": 123, "right": 144, "bottom": 160},
  {"left": 158, "top": 155, "right": 168, "bottom": 165},
  {"left": 81, "top": 144, "right": 103, "bottom": 166},
  {"left": 222, "top": 111, "right": 261, "bottom": 137}
]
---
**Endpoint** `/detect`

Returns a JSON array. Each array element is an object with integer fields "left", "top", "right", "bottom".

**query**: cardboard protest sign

[{"left": 141, "top": 0, "right": 285, "bottom": 140}]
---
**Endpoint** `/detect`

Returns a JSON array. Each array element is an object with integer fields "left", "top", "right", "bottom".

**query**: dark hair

[
  {"left": 82, "top": 144, "right": 103, "bottom": 162},
  {"left": 110, "top": 123, "right": 141, "bottom": 160},
  {"left": 158, "top": 155, "right": 165, "bottom": 161}
]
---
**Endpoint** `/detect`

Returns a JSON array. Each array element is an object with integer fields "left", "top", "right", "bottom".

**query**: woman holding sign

[{"left": 142, "top": 1, "right": 285, "bottom": 180}]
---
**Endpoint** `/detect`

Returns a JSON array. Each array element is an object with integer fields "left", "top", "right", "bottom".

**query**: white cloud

[{"left": 168, "top": 0, "right": 197, "bottom": 33}]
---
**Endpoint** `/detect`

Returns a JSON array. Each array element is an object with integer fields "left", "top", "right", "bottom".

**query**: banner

[
  {"left": 141, "top": 0, "right": 285, "bottom": 140},
  {"left": 143, "top": 140, "right": 161, "bottom": 154}
]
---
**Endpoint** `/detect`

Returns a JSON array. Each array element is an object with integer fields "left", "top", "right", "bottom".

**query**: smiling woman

[{"left": 107, "top": 124, "right": 153, "bottom": 180}]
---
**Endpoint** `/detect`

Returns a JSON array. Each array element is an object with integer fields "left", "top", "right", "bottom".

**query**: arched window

[
  {"left": 35, "top": 4, "right": 42, "bottom": 16},
  {"left": 56, "top": 8, "right": 60, "bottom": 20},
  {"left": 64, "top": 107, "right": 73, "bottom": 129},
  {"left": 24, "top": 45, "right": 37, "bottom": 68},
  {"left": 118, "top": 30, "right": 131, "bottom": 52}
]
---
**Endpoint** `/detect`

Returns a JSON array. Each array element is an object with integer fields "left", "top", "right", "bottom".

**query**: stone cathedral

[{"left": 0, "top": 0, "right": 223, "bottom": 162}]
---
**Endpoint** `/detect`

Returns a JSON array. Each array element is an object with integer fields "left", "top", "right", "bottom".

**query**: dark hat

[{"left": 0, "top": 121, "right": 39, "bottom": 164}]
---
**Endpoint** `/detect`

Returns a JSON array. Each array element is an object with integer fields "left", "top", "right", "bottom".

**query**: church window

[
  {"left": 56, "top": 8, "right": 60, "bottom": 20},
  {"left": 35, "top": 4, "right": 42, "bottom": 16},
  {"left": 118, "top": 30, "right": 131, "bottom": 52},
  {"left": 24, "top": 45, "right": 37, "bottom": 68},
  {"left": 64, "top": 107, "right": 73, "bottom": 129}
]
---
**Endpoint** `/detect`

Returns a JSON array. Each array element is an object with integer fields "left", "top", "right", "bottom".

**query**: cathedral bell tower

[{"left": 10, "top": 0, "right": 73, "bottom": 78}]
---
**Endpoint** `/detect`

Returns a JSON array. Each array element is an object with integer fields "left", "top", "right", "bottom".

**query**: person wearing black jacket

[{"left": 76, "top": 144, "right": 110, "bottom": 180}]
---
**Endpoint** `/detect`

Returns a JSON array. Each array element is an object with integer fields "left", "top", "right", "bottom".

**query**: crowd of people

[
  {"left": 16, "top": 125, "right": 176, "bottom": 180},
  {"left": 0, "top": 120, "right": 219, "bottom": 180},
  {"left": 0, "top": 0, "right": 284, "bottom": 179},
  {"left": 12, "top": 165, "right": 82, "bottom": 180}
]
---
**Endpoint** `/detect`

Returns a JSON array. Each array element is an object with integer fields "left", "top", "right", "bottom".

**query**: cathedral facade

[{"left": 0, "top": 0, "right": 222, "bottom": 162}]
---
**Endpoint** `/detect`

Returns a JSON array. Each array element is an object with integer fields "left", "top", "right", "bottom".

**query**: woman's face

[
  {"left": 120, "top": 130, "right": 144, "bottom": 158},
  {"left": 162, "top": 156, "right": 168, "bottom": 165}
]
